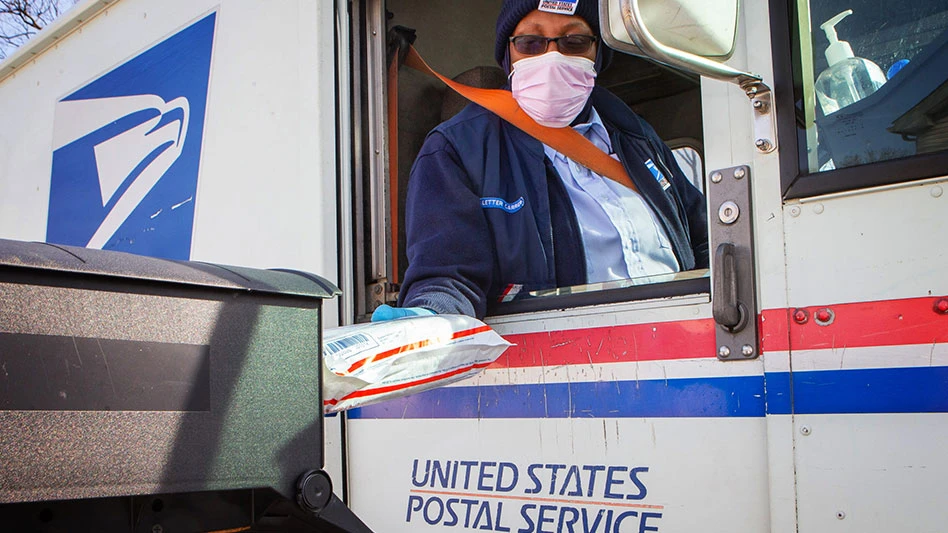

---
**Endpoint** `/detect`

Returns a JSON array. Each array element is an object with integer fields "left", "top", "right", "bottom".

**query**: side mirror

[
  {"left": 606, "top": 0, "right": 738, "bottom": 58},
  {"left": 599, "top": 0, "right": 759, "bottom": 87},
  {"left": 600, "top": 0, "right": 777, "bottom": 155}
]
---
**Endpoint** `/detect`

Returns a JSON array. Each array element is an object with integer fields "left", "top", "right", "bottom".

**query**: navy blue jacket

[{"left": 398, "top": 86, "right": 709, "bottom": 318}]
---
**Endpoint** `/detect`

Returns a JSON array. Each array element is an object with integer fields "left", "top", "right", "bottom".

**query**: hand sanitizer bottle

[{"left": 815, "top": 10, "right": 887, "bottom": 115}]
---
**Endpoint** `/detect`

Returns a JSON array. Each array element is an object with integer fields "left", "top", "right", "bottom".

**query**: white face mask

[{"left": 509, "top": 51, "right": 597, "bottom": 128}]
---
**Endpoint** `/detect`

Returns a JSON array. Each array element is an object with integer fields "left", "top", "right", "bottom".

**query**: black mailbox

[{"left": 0, "top": 239, "right": 371, "bottom": 532}]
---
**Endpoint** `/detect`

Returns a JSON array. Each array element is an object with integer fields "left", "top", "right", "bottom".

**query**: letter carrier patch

[
  {"left": 645, "top": 158, "right": 672, "bottom": 191},
  {"left": 538, "top": 0, "right": 578, "bottom": 16},
  {"left": 481, "top": 196, "right": 525, "bottom": 214}
]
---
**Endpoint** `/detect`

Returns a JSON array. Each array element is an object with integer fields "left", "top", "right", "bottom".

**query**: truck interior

[{"left": 350, "top": 0, "right": 709, "bottom": 320}]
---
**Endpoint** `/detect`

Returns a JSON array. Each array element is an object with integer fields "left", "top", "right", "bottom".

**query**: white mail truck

[{"left": 1, "top": 0, "right": 946, "bottom": 531}]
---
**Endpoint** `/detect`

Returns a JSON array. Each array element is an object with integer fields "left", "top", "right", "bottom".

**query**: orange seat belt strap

[
  {"left": 387, "top": 47, "right": 401, "bottom": 283},
  {"left": 402, "top": 45, "right": 638, "bottom": 194}
]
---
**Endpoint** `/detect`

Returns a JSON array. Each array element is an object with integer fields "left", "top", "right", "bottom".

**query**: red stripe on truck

[
  {"left": 496, "top": 318, "right": 716, "bottom": 369},
  {"left": 492, "top": 296, "right": 948, "bottom": 368}
]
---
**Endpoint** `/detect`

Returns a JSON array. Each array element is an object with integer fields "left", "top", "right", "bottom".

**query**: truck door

[
  {"left": 343, "top": 1, "right": 779, "bottom": 531},
  {"left": 773, "top": 1, "right": 948, "bottom": 531}
]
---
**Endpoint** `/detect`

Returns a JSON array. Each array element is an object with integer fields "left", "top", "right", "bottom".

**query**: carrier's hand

[{"left": 371, "top": 304, "right": 435, "bottom": 322}]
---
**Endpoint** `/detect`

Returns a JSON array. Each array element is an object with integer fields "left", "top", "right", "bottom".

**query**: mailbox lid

[{"left": 0, "top": 238, "right": 340, "bottom": 300}]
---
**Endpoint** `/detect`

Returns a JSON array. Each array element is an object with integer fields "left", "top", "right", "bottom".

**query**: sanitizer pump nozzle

[{"left": 820, "top": 10, "right": 855, "bottom": 67}]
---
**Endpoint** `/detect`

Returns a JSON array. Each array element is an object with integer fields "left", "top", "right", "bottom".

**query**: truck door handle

[{"left": 713, "top": 243, "right": 748, "bottom": 332}]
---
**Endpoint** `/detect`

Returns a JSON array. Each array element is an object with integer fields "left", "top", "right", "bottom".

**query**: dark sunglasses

[{"left": 509, "top": 34, "right": 598, "bottom": 56}]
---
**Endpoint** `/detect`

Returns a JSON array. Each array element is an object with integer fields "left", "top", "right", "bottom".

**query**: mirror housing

[
  {"left": 600, "top": 0, "right": 760, "bottom": 87},
  {"left": 604, "top": 0, "right": 738, "bottom": 59}
]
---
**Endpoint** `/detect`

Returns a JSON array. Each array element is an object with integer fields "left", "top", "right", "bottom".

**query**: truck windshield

[{"left": 793, "top": 0, "right": 948, "bottom": 174}]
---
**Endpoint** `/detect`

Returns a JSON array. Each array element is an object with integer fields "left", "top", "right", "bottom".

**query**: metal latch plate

[{"left": 708, "top": 164, "right": 759, "bottom": 360}]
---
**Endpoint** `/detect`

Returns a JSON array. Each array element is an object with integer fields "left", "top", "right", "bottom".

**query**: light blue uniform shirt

[{"left": 543, "top": 107, "right": 680, "bottom": 283}]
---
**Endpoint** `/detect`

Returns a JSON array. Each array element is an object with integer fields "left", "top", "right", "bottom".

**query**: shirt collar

[{"left": 542, "top": 106, "right": 612, "bottom": 163}]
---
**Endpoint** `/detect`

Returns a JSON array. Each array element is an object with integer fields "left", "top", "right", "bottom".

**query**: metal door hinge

[{"left": 367, "top": 279, "right": 399, "bottom": 312}]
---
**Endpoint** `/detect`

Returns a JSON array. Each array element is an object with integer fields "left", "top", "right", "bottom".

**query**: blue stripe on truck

[
  {"left": 776, "top": 365, "right": 948, "bottom": 415},
  {"left": 349, "top": 375, "right": 766, "bottom": 419},
  {"left": 348, "top": 366, "right": 948, "bottom": 419}
]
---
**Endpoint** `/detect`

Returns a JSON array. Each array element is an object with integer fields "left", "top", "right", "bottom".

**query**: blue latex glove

[{"left": 371, "top": 304, "right": 435, "bottom": 322}]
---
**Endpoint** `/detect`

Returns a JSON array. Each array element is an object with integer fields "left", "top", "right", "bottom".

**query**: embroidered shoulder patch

[
  {"left": 538, "top": 0, "right": 579, "bottom": 16},
  {"left": 481, "top": 196, "right": 525, "bottom": 213}
]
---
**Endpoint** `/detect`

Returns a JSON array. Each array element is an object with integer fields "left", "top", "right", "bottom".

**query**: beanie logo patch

[{"left": 538, "top": 0, "right": 579, "bottom": 16}]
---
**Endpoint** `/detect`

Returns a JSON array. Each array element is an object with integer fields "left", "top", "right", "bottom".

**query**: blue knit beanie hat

[{"left": 494, "top": 0, "right": 613, "bottom": 72}]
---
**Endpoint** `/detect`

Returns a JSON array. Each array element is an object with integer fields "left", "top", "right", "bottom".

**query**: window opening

[
  {"left": 382, "top": 1, "right": 709, "bottom": 317},
  {"left": 671, "top": 143, "right": 705, "bottom": 193}
]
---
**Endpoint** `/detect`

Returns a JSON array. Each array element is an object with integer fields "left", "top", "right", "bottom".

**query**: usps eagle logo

[{"left": 46, "top": 13, "right": 216, "bottom": 260}]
